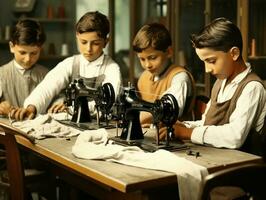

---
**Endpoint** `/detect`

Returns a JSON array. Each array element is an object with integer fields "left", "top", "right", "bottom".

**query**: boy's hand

[
  {"left": 9, "top": 105, "right": 36, "bottom": 121},
  {"left": 0, "top": 101, "right": 12, "bottom": 116},
  {"left": 47, "top": 102, "right": 66, "bottom": 113},
  {"left": 159, "top": 121, "right": 192, "bottom": 140}
]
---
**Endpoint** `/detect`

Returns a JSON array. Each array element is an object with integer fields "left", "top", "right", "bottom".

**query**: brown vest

[
  {"left": 204, "top": 72, "right": 266, "bottom": 159},
  {"left": 137, "top": 65, "right": 195, "bottom": 120}
]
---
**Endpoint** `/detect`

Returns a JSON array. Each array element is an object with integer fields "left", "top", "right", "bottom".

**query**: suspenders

[{"left": 71, "top": 55, "right": 108, "bottom": 88}]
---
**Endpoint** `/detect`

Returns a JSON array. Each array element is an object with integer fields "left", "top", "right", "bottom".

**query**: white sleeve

[
  {"left": 191, "top": 81, "right": 266, "bottom": 149},
  {"left": 162, "top": 72, "right": 192, "bottom": 117},
  {"left": 24, "top": 57, "right": 74, "bottom": 114},
  {"left": 102, "top": 61, "right": 122, "bottom": 100}
]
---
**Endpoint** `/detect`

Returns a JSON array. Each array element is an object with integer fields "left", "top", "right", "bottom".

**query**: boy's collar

[
  {"left": 225, "top": 63, "right": 251, "bottom": 85},
  {"left": 13, "top": 60, "right": 27, "bottom": 74},
  {"left": 81, "top": 53, "right": 104, "bottom": 66}
]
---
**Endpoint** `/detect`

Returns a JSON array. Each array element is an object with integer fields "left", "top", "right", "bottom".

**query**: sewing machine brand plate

[
  {"left": 57, "top": 120, "right": 115, "bottom": 131},
  {"left": 110, "top": 136, "right": 188, "bottom": 152}
]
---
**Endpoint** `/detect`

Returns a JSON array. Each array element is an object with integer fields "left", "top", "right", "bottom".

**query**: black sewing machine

[
  {"left": 111, "top": 84, "right": 187, "bottom": 152},
  {"left": 62, "top": 78, "right": 115, "bottom": 130}
]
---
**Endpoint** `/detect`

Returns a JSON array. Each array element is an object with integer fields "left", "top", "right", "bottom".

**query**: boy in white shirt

[
  {"left": 11, "top": 11, "right": 122, "bottom": 120},
  {"left": 160, "top": 18, "right": 266, "bottom": 158}
]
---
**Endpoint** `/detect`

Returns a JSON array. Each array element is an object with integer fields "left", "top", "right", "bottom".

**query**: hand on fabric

[
  {"left": 0, "top": 101, "right": 12, "bottom": 116},
  {"left": 47, "top": 102, "right": 66, "bottom": 113},
  {"left": 9, "top": 105, "right": 36, "bottom": 121},
  {"left": 159, "top": 121, "right": 192, "bottom": 140}
]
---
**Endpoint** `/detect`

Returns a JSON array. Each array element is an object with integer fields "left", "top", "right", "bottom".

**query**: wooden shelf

[
  {"left": 248, "top": 56, "right": 266, "bottom": 60},
  {"left": 14, "top": 17, "right": 71, "bottom": 23},
  {"left": 40, "top": 55, "right": 68, "bottom": 61},
  {"left": 0, "top": 40, "right": 8, "bottom": 44}
]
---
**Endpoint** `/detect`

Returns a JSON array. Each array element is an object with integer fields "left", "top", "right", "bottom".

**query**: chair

[
  {"left": 193, "top": 95, "right": 209, "bottom": 120},
  {"left": 0, "top": 121, "right": 56, "bottom": 200},
  {"left": 198, "top": 163, "right": 266, "bottom": 200}
]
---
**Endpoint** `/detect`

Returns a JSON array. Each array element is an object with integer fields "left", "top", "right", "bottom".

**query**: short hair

[
  {"left": 11, "top": 19, "right": 46, "bottom": 46},
  {"left": 133, "top": 23, "right": 172, "bottom": 52},
  {"left": 191, "top": 18, "right": 243, "bottom": 54},
  {"left": 75, "top": 11, "right": 110, "bottom": 39}
]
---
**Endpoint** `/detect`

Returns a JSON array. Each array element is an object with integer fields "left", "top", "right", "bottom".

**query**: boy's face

[
  {"left": 9, "top": 43, "right": 41, "bottom": 70},
  {"left": 137, "top": 47, "right": 172, "bottom": 75},
  {"left": 76, "top": 32, "right": 107, "bottom": 62},
  {"left": 195, "top": 47, "right": 235, "bottom": 80}
]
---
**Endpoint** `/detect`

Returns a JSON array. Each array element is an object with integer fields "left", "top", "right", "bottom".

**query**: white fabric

[
  {"left": 24, "top": 54, "right": 122, "bottom": 114},
  {"left": 12, "top": 114, "right": 80, "bottom": 139},
  {"left": 187, "top": 65, "right": 266, "bottom": 148},
  {"left": 162, "top": 71, "right": 192, "bottom": 117},
  {"left": 72, "top": 129, "right": 208, "bottom": 200}
]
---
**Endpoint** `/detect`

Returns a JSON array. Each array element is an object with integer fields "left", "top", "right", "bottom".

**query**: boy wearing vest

[
  {"left": 10, "top": 11, "right": 122, "bottom": 120},
  {"left": 133, "top": 23, "right": 195, "bottom": 127},
  {"left": 160, "top": 18, "right": 266, "bottom": 157},
  {"left": 0, "top": 19, "right": 48, "bottom": 117}
]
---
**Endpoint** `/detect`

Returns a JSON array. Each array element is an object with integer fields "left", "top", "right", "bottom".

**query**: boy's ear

[
  {"left": 167, "top": 46, "right": 173, "bottom": 57},
  {"left": 104, "top": 37, "right": 109, "bottom": 47},
  {"left": 9, "top": 41, "right": 15, "bottom": 53},
  {"left": 230, "top": 47, "right": 240, "bottom": 61}
]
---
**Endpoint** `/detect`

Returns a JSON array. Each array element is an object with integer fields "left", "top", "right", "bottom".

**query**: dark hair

[
  {"left": 75, "top": 11, "right": 109, "bottom": 39},
  {"left": 11, "top": 19, "right": 46, "bottom": 46},
  {"left": 133, "top": 23, "right": 172, "bottom": 52},
  {"left": 191, "top": 18, "right": 243, "bottom": 54}
]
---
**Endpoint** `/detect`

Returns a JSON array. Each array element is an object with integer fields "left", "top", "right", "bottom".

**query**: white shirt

[
  {"left": 161, "top": 72, "right": 192, "bottom": 117},
  {"left": 24, "top": 54, "right": 122, "bottom": 114},
  {"left": 187, "top": 65, "right": 266, "bottom": 149}
]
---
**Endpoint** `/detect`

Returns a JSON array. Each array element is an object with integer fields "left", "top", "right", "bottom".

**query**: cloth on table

[
  {"left": 72, "top": 128, "right": 208, "bottom": 200},
  {"left": 12, "top": 114, "right": 80, "bottom": 139}
]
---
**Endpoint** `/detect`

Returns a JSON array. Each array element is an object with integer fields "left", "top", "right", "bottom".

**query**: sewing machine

[
  {"left": 112, "top": 84, "right": 187, "bottom": 152},
  {"left": 63, "top": 78, "right": 115, "bottom": 129}
]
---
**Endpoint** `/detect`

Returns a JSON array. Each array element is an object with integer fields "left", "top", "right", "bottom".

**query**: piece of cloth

[
  {"left": 12, "top": 114, "right": 80, "bottom": 139},
  {"left": 24, "top": 53, "right": 122, "bottom": 114},
  {"left": 188, "top": 64, "right": 266, "bottom": 149},
  {"left": 72, "top": 129, "right": 208, "bottom": 200},
  {"left": 0, "top": 60, "right": 48, "bottom": 107},
  {"left": 137, "top": 64, "right": 194, "bottom": 119}
]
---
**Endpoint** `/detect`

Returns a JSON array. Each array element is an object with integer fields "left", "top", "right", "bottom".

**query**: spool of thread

[
  {"left": 251, "top": 38, "right": 256, "bottom": 57},
  {"left": 61, "top": 43, "right": 69, "bottom": 56},
  {"left": 5, "top": 25, "right": 11, "bottom": 41}
]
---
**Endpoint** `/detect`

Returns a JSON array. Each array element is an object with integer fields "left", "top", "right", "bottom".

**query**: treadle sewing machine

[
  {"left": 111, "top": 84, "right": 187, "bottom": 152},
  {"left": 61, "top": 78, "right": 115, "bottom": 130}
]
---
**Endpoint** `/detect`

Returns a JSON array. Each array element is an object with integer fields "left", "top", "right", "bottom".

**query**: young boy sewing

[
  {"left": 0, "top": 19, "right": 48, "bottom": 117},
  {"left": 10, "top": 11, "right": 122, "bottom": 120},
  {"left": 133, "top": 23, "right": 195, "bottom": 127},
  {"left": 160, "top": 18, "right": 266, "bottom": 157}
]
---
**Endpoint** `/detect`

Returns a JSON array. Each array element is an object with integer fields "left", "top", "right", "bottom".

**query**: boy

[
  {"left": 0, "top": 19, "right": 48, "bottom": 117},
  {"left": 10, "top": 11, "right": 122, "bottom": 120},
  {"left": 160, "top": 18, "right": 266, "bottom": 157},
  {"left": 133, "top": 23, "right": 195, "bottom": 127}
]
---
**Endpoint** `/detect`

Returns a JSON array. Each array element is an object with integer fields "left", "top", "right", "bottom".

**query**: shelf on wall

[
  {"left": 248, "top": 56, "right": 266, "bottom": 60},
  {"left": 39, "top": 55, "right": 68, "bottom": 61},
  {"left": 14, "top": 17, "right": 72, "bottom": 23},
  {"left": 0, "top": 40, "right": 9, "bottom": 44}
]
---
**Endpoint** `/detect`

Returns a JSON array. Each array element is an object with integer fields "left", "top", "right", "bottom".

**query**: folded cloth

[
  {"left": 72, "top": 129, "right": 208, "bottom": 200},
  {"left": 12, "top": 114, "right": 81, "bottom": 139}
]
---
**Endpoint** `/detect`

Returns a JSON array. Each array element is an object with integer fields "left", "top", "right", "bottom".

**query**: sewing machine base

[
  {"left": 58, "top": 120, "right": 115, "bottom": 130},
  {"left": 110, "top": 136, "right": 188, "bottom": 152}
]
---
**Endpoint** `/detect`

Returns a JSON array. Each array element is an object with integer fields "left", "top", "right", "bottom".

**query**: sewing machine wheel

[
  {"left": 99, "top": 83, "right": 115, "bottom": 111},
  {"left": 159, "top": 94, "right": 179, "bottom": 126}
]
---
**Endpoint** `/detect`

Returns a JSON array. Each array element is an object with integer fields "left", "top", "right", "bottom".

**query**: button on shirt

[{"left": 187, "top": 64, "right": 266, "bottom": 149}]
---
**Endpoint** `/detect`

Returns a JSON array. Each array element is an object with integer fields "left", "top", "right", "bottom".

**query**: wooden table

[{"left": 2, "top": 120, "right": 263, "bottom": 200}]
